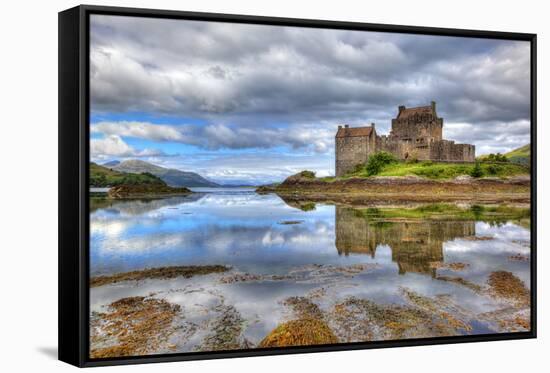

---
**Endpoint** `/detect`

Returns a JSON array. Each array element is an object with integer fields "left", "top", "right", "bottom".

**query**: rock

[{"left": 455, "top": 175, "right": 473, "bottom": 182}]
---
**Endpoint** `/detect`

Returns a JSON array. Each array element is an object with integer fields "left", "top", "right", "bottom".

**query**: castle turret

[
  {"left": 335, "top": 124, "right": 376, "bottom": 177},
  {"left": 431, "top": 101, "right": 437, "bottom": 116}
]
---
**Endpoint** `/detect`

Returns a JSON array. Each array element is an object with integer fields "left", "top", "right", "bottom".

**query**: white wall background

[{"left": 0, "top": 0, "right": 546, "bottom": 371}]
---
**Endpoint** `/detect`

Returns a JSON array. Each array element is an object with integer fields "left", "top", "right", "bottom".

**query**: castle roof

[
  {"left": 336, "top": 126, "right": 373, "bottom": 138},
  {"left": 397, "top": 105, "right": 434, "bottom": 119}
]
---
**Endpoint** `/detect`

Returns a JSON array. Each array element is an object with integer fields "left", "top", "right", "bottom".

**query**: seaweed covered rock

[
  {"left": 259, "top": 318, "right": 338, "bottom": 348},
  {"left": 488, "top": 271, "right": 530, "bottom": 306},
  {"left": 90, "top": 296, "right": 181, "bottom": 358},
  {"left": 90, "top": 265, "right": 230, "bottom": 287}
]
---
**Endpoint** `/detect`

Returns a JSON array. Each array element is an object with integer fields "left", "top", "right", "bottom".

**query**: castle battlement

[{"left": 335, "top": 102, "right": 475, "bottom": 176}]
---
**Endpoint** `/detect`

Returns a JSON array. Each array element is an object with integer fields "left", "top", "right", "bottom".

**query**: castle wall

[
  {"left": 376, "top": 135, "right": 402, "bottom": 157},
  {"left": 391, "top": 116, "right": 443, "bottom": 142},
  {"left": 377, "top": 136, "right": 431, "bottom": 161},
  {"left": 375, "top": 137, "right": 475, "bottom": 163},
  {"left": 430, "top": 140, "right": 475, "bottom": 162},
  {"left": 335, "top": 132, "right": 376, "bottom": 176}
]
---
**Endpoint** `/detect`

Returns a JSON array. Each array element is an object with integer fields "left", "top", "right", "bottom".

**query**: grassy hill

[
  {"left": 348, "top": 161, "right": 528, "bottom": 180},
  {"left": 90, "top": 163, "right": 165, "bottom": 187},
  {"left": 504, "top": 144, "right": 530, "bottom": 165},
  {"left": 478, "top": 144, "right": 530, "bottom": 166},
  {"left": 337, "top": 158, "right": 529, "bottom": 180}
]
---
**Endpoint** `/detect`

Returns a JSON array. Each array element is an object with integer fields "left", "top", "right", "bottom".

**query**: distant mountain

[
  {"left": 103, "top": 160, "right": 120, "bottom": 167},
  {"left": 112, "top": 159, "right": 219, "bottom": 187}
]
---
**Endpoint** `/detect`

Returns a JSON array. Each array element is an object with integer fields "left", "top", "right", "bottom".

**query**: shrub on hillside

[
  {"left": 298, "top": 170, "right": 316, "bottom": 179},
  {"left": 365, "top": 151, "right": 398, "bottom": 176},
  {"left": 484, "top": 153, "right": 509, "bottom": 162},
  {"left": 486, "top": 164, "right": 502, "bottom": 176},
  {"left": 470, "top": 161, "right": 484, "bottom": 178},
  {"left": 90, "top": 173, "right": 107, "bottom": 187},
  {"left": 121, "top": 172, "right": 165, "bottom": 185}
]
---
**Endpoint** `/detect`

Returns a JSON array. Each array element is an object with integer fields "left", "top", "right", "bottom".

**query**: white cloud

[
  {"left": 90, "top": 135, "right": 166, "bottom": 160},
  {"left": 91, "top": 120, "right": 335, "bottom": 154},
  {"left": 90, "top": 15, "right": 530, "bottom": 129},
  {"left": 444, "top": 119, "right": 531, "bottom": 154},
  {"left": 92, "top": 121, "right": 187, "bottom": 142},
  {"left": 91, "top": 135, "right": 133, "bottom": 157}
]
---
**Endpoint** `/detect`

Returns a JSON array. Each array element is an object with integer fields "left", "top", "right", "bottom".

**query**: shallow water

[{"left": 89, "top": 189, "right": 531, "bottom": 355}]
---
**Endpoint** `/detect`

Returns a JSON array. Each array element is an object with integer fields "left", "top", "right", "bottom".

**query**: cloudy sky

[{"left": 90, "top": 15, "right": 531, "bottom": 185}]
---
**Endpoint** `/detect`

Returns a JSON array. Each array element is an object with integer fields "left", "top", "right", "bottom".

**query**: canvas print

[{"left": 88, "top": 15, "right": 532, "bottom": 358}]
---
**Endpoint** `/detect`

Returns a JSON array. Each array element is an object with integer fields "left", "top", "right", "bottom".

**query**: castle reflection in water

[{"left": 335, "top": 207, "right": 476, "bottom": 277}]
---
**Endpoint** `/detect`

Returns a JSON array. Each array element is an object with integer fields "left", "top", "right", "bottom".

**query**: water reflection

[
  {"left": 90, "top": 194, "right": 529, "bottom": 280},
  {"left": 90, "top": 193, "right": 206, "bottom": 214},
  {"left": 335, "top": 206, "right": 475, "bottom": 276},
  {"left": 89, "top": 192, "right": 531, "bottom": 355}
]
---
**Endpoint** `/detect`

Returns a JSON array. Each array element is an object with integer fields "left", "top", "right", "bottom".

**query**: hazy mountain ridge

[
  {"left": 112, "top": 159, "right": 219, "bottom": 187},
  {"left": 103, "top": 160, "right": 121, "bottom": 167}
]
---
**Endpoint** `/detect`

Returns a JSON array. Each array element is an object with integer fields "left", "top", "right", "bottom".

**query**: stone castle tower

[{"left": 335, "top": 102, "right": 475, "bottom": 176}]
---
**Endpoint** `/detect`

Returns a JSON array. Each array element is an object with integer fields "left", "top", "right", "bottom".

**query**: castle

[{"left": 335, "top": 102, "right": 475, "bottom": 176}]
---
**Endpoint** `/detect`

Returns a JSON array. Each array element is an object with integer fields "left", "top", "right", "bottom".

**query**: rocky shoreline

[
  {"left": 257, "top": 175, "right": 530, "bottom": 204},
  {"left": 90, "top": 264, "right": 531, "bottom": 357}
]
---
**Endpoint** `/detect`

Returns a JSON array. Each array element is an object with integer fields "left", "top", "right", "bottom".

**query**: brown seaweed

[{"left": 90, "top": 265, "right": 230, "bottom": 287}]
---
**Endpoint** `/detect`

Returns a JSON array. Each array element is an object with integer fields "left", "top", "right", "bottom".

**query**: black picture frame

[{"left": 58, "top": 4, "right": 537, "bottom": 367}]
